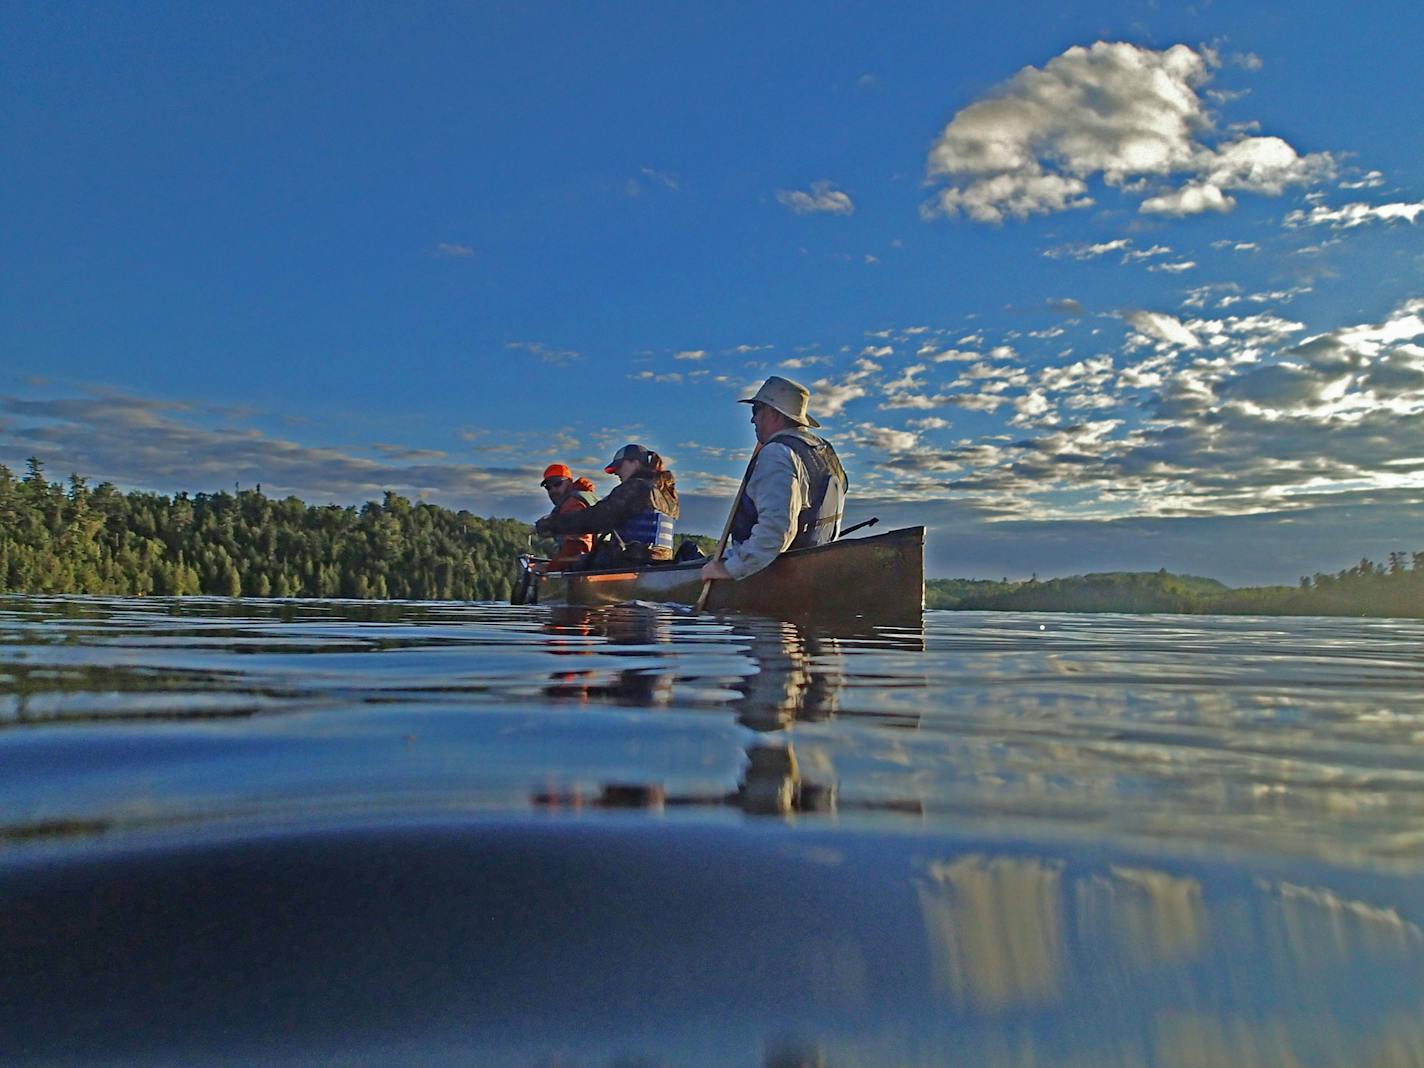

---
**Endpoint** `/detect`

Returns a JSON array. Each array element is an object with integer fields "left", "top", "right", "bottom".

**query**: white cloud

[
  {"left": 1147, "top": 260, "right": 1197, "bottom": 273},
  {"left": 1122, "top": 244, "right": 1173, "bottom": 262},
  {"left": 777, "top": 180, "right": 855, "bottom": 216},
  {"left": 1140, "top": 182, "right": 1235, "bottom": 216},
  {"left": 1339, "top": 170, "right": 1385, "bottom": 190},
  {"left": 919, "top": 347, "right": 980, "bottom": 363},
  {"left": 1194, "top": 135, "right": 1333, "bottom": 197},
  {"left": 1182, "top": 283, "right": 1241, "bottom": 309},
  {"left": 809, "top": 358, "right": 881, "bottom": 417},
  {"left": 924, "top": 42, "right": 1333, "bottom": 223},
  {"left": 1039, "top": 355, "right": 1114, "bottom": 393},
  {"left": 434, "top": 242, "right": 474, "bottom": 257},
  {"left": 1125, "top": 311, "right": 1202, "bottom": 349},
  {"left": 779, "top": 355, "right": 831, "bottom": 370},
  {"left": 1044, "top": 238, "right": 1130, "bottom": 260},
  {"left": 855, "top": 423, "right": 922, "bottom": 454},
  {"left": 673, "top": 349, "right": 707, "bottom": 361},
  {"left": 640, "top": 167, "right": 680, "bottom": 190},
  {"left": 506, "top": 340, "right": 580, "bottom": 365},
  {"left": 1284, "top": 200, "right": 1424, "bottom": 229}
]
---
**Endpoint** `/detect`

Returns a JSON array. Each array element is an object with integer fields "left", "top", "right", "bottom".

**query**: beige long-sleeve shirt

[{"left": 721, "top": 438, "right": 812, "bottom": 580}]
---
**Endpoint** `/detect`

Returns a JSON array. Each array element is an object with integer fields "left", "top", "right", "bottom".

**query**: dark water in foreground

[{"left": 3, "top": 597, "right": 1424, "bottom": 1066}]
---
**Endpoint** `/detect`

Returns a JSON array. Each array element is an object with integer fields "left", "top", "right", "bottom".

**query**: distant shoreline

[{"left": 928, "top": 562, "right": 1423, "bottom": 619}]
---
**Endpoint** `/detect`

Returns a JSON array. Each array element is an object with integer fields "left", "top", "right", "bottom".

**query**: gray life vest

[{"left": 729, "top": 431, "right": 847, "bottom": 550}]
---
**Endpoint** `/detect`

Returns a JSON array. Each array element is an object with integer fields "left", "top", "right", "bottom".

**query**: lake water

[{"left": 3, "top": 596, "right": 1423, "bottom": 1066}]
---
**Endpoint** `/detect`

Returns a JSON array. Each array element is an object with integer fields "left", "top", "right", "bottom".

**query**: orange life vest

[{"left": 546, "top": 479, "right": 599, "bottom": 569}]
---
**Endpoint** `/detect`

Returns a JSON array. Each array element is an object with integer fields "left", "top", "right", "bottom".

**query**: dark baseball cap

[{"left": 604, "top": 443, "right": 649, "bottom": 473}]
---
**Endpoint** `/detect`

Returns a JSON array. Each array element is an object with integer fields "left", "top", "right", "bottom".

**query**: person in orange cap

[{"left": 535, "top": 463, "right": 599, "bottom": 572}]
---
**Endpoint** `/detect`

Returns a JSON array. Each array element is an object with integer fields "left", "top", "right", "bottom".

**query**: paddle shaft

[
  {"left": 838, "top": 516, "right": 878, "bottom": 539},
  {"left": 693, "top": 444, "right": 761, "bottom": 614}
]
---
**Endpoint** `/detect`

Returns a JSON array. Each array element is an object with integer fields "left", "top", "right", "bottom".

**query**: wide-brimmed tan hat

[{"left": 738, "top": 375, "right": 820, "bottom": 428}]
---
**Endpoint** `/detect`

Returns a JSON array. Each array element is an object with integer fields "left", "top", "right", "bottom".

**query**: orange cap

[{"left": 540, "top": 463, "right": 573, "bottom": 486}]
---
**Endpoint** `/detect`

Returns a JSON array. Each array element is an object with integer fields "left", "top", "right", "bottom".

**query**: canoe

[{"left": 513, "top": 525, "right": 924, "bottom": 623}]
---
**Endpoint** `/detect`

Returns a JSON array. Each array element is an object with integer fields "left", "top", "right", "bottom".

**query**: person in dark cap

[
  {"left": 535, "top": 444, "right": 680, "bottom": 567},
  {"left": 701, "top": 375, "right": 846, "bottom": 583},
  {"left": 534, "top": 463, "right": 599, "bottom": 572}
]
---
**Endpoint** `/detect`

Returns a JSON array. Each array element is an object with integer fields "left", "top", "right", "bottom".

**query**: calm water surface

[{"left": 3, "top": 596, "right": 1423, "bottom": 1065}]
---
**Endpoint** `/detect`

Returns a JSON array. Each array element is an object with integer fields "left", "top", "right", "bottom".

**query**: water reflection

[
  {"left": 3, "top": 597, "right": 1424, "bottom": 871},
  {"left": 528, "top": 608, "right": 925, "bottom": 819},
  {"left": 5, "top": 597, "right": 1424, "bottom": 1063},
  {"left": 3, "top": 819, "right": 1422, "bottom": 1066}
]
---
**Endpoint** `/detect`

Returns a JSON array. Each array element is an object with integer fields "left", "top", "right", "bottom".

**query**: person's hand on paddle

[{"left": 699, "top": 558, "right": 733, "bottom": 582}]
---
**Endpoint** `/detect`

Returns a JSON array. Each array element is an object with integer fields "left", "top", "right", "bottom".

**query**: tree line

[
  {"left": 927, "top": 558, "right": 1424, "bottom": 619},
  {"left": 4, "top": 458, "right": 1418, "bottom": 616},
  {"left": 0, "top": 459, "right": 539, "bottom": 601}
]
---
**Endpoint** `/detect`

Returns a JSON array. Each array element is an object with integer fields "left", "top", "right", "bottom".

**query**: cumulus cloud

[
  {"left": 924, "top": 42, "right": 1333, "bottom": 223},
  {"left": 1140, "top": 183, "right": 1234, "bottom": 216},
  {"left": 854, "top": 423, "right": 923, "bottom": 454},
  {"left": 1284, "top": 200, "right": 1424, "bottom": 229},
  {"left": 1339, "top": 170, "right": 1385, "bottom": 190},
  {"left": 777, "top": 180, "right": 855, "bottom": 216},
  {"left": 434, "top": 242, "right": 474, "bottom": 257},
  {"left": 779, "top": 355, "right": 831, "bottom": 370},
  {"left": 1122, "top": 244, "right": 1173, "bottom": 262},
  {"left": 1044, "top": 238, "right": 1131, "bottom": 260},
  {"left": 975, "top": 298, "right": 1424, "bottom": 518},
  {"left": 1124, "top": 311, "right": 1202, "bottom": 349},
  {"left": 808, "top": 358, "right": 881, "bottom": 417},
  {"left": 918, "top": 346, "right": 981, "bottom": 363},
  {"left": 673, "top": 349, "right": 707, "bottom": 361}
]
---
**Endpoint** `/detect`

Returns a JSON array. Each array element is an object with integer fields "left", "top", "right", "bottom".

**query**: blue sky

[{"left": 4, "top": 1, "right": 1423, "bottom": 583}]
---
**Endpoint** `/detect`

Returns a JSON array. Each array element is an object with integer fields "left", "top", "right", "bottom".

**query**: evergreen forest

[{"left": 0, "top": 459, "right": 538, "bottom": 601}]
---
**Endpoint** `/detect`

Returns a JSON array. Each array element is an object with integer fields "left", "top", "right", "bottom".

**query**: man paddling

[{"left": 700, "top": 375, "right": 847, "bottom": 584}]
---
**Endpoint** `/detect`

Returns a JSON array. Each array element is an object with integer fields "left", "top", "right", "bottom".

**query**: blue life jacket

[
  {"left": 730, "top": 431, "right": 847, "bottom": 550},
  {"left": 617, "top": 509, "right": 675, "bottom": 553}
]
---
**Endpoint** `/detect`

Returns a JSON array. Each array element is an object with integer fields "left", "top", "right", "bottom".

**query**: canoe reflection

[{"left": 532, "top": 607, "right": 926, "bottom": 818}]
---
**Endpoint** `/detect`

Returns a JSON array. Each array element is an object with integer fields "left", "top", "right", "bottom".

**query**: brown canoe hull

[{"left": 519, "top": 525, "right": 925, "bottom": 624}]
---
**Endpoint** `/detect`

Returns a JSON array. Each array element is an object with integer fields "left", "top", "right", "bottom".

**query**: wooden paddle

[{"left": 694, "top": 444, "right": 761, "bottom": 614}]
